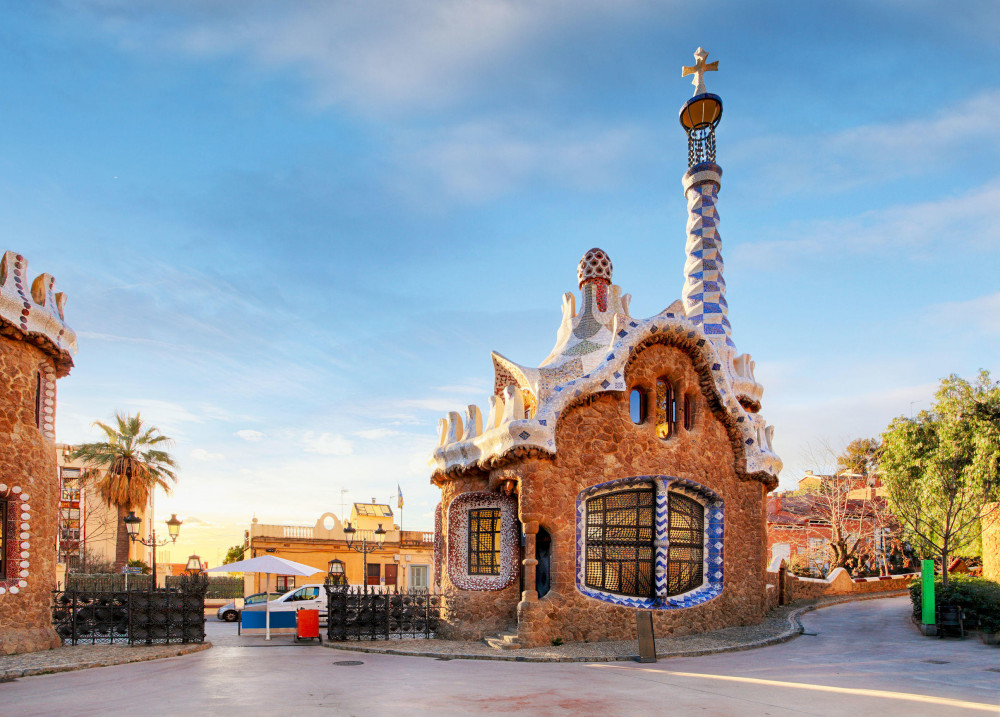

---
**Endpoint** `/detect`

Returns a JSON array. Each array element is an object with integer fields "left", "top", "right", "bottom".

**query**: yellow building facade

[{"left": 244, "top": 502, "right": 434, "bottom": 595}]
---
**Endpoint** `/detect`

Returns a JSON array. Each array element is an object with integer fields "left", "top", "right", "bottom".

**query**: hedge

[{"left": 909, "top": 574, "right": 1000, "bottom": 632}]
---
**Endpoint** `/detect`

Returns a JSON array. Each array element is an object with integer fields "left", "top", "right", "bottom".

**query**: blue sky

[{"left": 4, "top": 1, "right": 999, "bottom": 563}]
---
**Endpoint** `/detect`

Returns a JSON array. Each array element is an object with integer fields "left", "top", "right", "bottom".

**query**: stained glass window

[
  {"left": 468, "top": 508, "right": 502, "bottom": 575},
  {"left": 656, "top": 379, "right": 676, "bottom": 439}
]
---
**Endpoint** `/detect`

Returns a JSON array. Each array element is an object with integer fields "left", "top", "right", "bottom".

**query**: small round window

[{"left": 629, "top": 388, "right": 647, "bottom": 424}]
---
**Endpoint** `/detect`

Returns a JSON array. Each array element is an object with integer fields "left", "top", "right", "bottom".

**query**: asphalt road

[{"left": 3, "top": 596, "right": 998, "bottom": 716}]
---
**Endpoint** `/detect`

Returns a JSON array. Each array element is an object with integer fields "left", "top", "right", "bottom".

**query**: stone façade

[
  {"left": 0, "top": 251, "right": 76, "bottom": 655},
  {"left": 434, "top": 341, "right": 769, "bottom": 646}
]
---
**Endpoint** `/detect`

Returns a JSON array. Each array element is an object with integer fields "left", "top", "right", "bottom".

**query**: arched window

[
  {"left": 655, "top": 379, "right": 676, "bottom": 439},
  {"left": 0, "top": 497, "right": 7, "bottom": 580},
  {"left": 629, "top": 388, "right": 647, "bottom": 424},
  {"left": 683, "top": 394, "right": 694, "bottom": 431},
  {"left": 34, "top": 371, "right": 42, "bottom": 428}
]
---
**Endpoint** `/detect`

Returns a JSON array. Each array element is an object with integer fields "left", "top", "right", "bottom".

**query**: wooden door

[{"left": 384, "top": 563, "right": 398, "bottom": 587}]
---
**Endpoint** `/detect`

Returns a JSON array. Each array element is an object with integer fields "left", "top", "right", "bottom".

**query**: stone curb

[
  {"left": 0, "top": 642, "right": 212, "bottom": 680},
  {"left": 322, "top": 591, "right": 909, "bottom": 664}
]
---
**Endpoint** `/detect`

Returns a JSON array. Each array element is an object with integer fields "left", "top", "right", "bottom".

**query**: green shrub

[{"left": 909, "top": 575, "right": 1000, "bottom": 632}]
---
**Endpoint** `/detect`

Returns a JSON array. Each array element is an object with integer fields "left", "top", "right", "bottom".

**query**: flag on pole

[{"left": 397, "top": 484, "right": 404, "bottom": 509}]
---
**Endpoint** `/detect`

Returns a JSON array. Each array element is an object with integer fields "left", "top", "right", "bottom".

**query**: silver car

[{"left": 217, "top": 592, "right": 269, "bottom": 622}]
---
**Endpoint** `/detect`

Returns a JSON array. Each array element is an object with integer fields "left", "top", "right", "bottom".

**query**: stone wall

[
  {"left": 509, "top": 342, "right": 769, "bottom": 647},
  {"left": 435, "top": 473, "right": 520, "bottom": 640},
  {"left": 765, "top": 561, "right": 916, "bottom": 603},
  {"left": 982, "top": 503, "right": 1000, "bottom": 583},
  {"left": 0, "top": 337, "right": 61, "bottom": 654}
]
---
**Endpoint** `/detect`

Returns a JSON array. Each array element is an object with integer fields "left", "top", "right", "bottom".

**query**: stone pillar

[
  {"left": 521, "top": 520, "right": 538, "bottom": 602},
  {"left": 681, "top": 163, "right": 734, "bottom": 350},
  {"left": 982, "top": 503, "right": 1000, "bottom": 583}
]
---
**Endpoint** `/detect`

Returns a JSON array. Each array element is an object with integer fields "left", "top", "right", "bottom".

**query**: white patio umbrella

[{"left": 206, "top": 555, "right": 321, "bottom": 640}]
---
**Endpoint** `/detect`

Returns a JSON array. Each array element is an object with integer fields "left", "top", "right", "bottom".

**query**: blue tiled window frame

[{"left": 575, "top": 475, "right": 724, "bottom": 610}]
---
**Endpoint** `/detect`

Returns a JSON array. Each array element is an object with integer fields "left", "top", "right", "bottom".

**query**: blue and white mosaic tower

[{"left": 678, "top": 48, "right": 734, "bottom": 350}]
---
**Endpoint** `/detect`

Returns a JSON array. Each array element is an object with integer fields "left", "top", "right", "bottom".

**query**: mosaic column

[
  {"left": 681, "top": 163, "right": 734, "bottom": 349},
  {"left": 654, "top": 479, "right": 670, "bottom": 599}
]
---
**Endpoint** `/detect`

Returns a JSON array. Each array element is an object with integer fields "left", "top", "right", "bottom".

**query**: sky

[{"left": 4, "top": 1, "right": 999, "bottom": 565}]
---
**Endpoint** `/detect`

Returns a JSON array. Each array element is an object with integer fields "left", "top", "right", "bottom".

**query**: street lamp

[
  {"left": 185, "top": 555, "right": 203, "bottom": 575},
  {"left": 122, "top": 511, "right": 182, "bottom": 586},
  {"left": 342, "top": 521, "right": 386, "bottom": 593},
  {"left": 327, "top": 558, "right": 347, "bottom": 587}
]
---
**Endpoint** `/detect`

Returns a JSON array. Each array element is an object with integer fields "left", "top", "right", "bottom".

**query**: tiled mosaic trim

[
  {"left": 433, "top": 503, "right": 443, "bottom": 587},
  {"left": 0, "top": 251, "right": 77, "bottom": 368},
  {"left": 681, "top": 163, "right": 734, "bottom": 350},
  {"left": 575, "top": 475, "right": 723, "bottom": 610},
  {"left": 0, "top": 483, "right": 32, "bottom": 594},
  {"left": 446, "top": 491, "right": 518, "bottom": 591},
  {"left": 38, "top": 364, "right": 56, "bottom": 441}
]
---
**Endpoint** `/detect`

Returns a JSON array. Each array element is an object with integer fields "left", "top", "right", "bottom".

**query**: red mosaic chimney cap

[{"left": 577, "top": 248, "right": 612, "bottom": 288}]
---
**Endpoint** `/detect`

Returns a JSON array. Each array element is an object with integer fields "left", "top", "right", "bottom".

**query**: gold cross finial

[{"left": 681, "top": 47, "right": 719, "bottom": 96}]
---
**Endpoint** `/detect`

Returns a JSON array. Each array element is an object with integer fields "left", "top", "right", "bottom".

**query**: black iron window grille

[
  {"left": 667, "top": 492, "right": 705, "bottom": 595},
  {"left": 585, "top": 487, "right": 656, "bottom": 597},
  {"left": 584, "top": 484, "right": 708, "bottom": 599},
  {"left": 468, "top": 508, "right": 502, "bottom": 575},
  {"left": 0, "top": 497, "right": 7, "bottom": 580}
]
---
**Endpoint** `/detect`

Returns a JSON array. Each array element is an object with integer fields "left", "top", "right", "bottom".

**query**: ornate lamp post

[
  {"left": 185, "top": 554, "right": 203, "bottom": 576},
  {"left": 327, "top": 558, "right": 347, "bottom": 587},
  {"left": 341, "top": 522, "right": 386, "bottom": 594},
  {"left": 123, "top": 511, "right": 182, "bottom": 586}
]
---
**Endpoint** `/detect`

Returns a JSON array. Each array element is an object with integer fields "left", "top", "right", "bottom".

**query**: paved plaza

[{"left": 1, "top": 597, "right": 997, "bottom": 716}]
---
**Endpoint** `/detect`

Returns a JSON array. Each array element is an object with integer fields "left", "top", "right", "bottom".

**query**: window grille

[
  {"left": 666, "top": 492, "right": 704, "bottom": 595},
  {"left": 584, "top": 488, "right": 655, "bottom": 597},
  {"left": 468, "top": 508, "right": 502, "bottom": 575},
  {"left": 0, "top": 498, "right": 6, "bottom": 580}
]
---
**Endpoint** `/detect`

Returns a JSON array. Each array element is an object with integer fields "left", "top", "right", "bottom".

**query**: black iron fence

[
  {"left": 166, "top": 575, "right": 244, "bottom": 599},
  {"left": 324, "top": 585, "right": 442, "bottom": 641},
  {"left": 52, "top": 574, "right": 207, "bottom": 645},
  {"left": 63, "top": 573, "right": 155, "bottom": 592}
]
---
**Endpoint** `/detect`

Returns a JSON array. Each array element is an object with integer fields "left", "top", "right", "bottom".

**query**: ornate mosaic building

[
  {"left": 0, "top": 251, "right": 77, "bottom": 654},
  {"left": 429, "top": 50, "right": 782, "bottom": 646}
]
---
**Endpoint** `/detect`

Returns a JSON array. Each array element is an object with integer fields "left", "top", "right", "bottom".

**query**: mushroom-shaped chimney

[{"left": 577, "top": 248, "right": 612, "bottom": 288}]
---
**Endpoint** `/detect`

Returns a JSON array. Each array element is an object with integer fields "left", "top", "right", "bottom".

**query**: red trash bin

[{"left": 296, "top": 608, "right": 321, "bottom": 643}]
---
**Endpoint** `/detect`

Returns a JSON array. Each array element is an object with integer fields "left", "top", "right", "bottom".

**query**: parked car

[
  {"left": 241, "top": 584, "right": 329, "bottom": 626},
  {"left": 217, "top": 592, "right": 270, "bottom": 622}
]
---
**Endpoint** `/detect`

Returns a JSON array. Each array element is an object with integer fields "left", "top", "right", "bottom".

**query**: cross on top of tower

[{"left": 681, "top": 47, "right": 719, "bottom": 97}]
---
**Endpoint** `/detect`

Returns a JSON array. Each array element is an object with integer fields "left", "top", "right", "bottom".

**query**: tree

[
  {"left": 837, "top": 437, "right": 882, "bottom": 477},
  {"left": 71, "top": 412, "right": 178, "bottom": 570},
  {"left": 880, "top": 371, "right": 1000, "bottom": 586},
  {"left": 223, "top": 544, "right": 246, "bottom": 564}
]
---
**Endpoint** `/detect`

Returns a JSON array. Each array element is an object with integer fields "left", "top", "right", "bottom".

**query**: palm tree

[{"left": 71, "top": 412, "right": 178, "bottom": 570}]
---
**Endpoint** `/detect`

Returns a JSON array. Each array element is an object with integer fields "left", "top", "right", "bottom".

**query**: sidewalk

[
  {"left": 323, "top": 591, "right": 909, "bottom": 663},
  {"left": 0, "top": 642, "right": 211, "bottom": 681}
]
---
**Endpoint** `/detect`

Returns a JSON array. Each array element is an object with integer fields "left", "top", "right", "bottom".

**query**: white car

[{"left": 242, "top": 584, "right": 328, "bottom": 625}]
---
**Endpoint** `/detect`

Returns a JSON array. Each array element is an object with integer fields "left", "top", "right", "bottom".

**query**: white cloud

[
  {"left": 235, "top": 429, "right": 265, "bottom": 442},
  {"left": 82, "top": 0, "right": 653, "bottom": 113},
  {"left": 302, "top": 431, "right": 353, "bottom": 456},
  {"left": 732, "top": 181, "right": 1000, "bottom": 270},
  {"left": 190, "top": 448, "right": 225, "bottom": 461},
  {"left": 352, "top": 428, "right": 401, "bottom": 440},
  {"left": 733, "top": 90, "right": 1000, "bottom": 194},
  {"left": 927, "top": 291, "right": 1000, "bottom": 335}
]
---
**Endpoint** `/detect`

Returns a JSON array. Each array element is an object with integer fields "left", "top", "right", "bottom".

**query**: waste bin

[{"left": 296, "top": 608, "right": 321, "bottom": 643}]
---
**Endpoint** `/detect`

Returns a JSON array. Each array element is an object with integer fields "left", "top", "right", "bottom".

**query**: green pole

[{"left": 921, "top": 559, "right": 935, "bottom": 625}]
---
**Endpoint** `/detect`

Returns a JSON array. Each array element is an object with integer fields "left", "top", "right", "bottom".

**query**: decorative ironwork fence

[
  {"left": 165, "top": 574, "right": 244, "bottom": 599},
  {"left": 52, "top": 574, "right": 207, "bottom": 645},
  {"left": 324, "top": 585, "right": 442, "bottom": 641}
]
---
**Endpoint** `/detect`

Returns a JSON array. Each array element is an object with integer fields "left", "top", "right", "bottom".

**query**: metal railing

[
  {"left": 52, "top": 574, "right": 207, "bottom": 645},
  {"left": 324, "top": 585, "right": 442, "bottom": 641}
]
